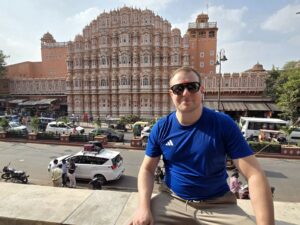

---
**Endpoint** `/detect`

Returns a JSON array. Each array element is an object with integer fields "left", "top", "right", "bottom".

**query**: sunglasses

[{"left": 170, "top": 82, "right": 201, "bottom": 95}]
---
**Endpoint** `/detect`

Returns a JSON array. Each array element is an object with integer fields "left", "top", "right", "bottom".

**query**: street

[{"left": 0, "top": 141, "right": 299, "bottom": 202}]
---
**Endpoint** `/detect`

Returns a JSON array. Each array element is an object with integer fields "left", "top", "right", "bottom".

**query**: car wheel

[{"left": 94, "top": 174, "right": 106, "bottom": 185}]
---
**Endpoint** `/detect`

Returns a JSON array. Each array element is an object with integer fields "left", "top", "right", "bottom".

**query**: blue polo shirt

[{"left": 146, "top": 107, "right": 253, "bottom": 200}]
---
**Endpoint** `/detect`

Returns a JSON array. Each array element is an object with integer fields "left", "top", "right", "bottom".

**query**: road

[{"left": 0, "top": 141, "right": 299, "bottom": 202}]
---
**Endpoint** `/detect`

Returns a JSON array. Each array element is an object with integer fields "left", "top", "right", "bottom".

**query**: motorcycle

[{"left": 1, "top": 163, "right": 29, "bottom": 184}]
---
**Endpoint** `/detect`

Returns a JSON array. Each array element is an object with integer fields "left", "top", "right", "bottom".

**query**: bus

[{"left": 239, "top": 117, "right": 289, "bottom": 140}]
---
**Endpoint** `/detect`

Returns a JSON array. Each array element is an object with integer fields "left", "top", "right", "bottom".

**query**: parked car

[
  {"left": 48, "top": 148, "right": 125, "bottom": 184},
  {"left": 38, "top": 117, "right": 55, "bottom": 131},
  {"left": 7, "top": 122, "right": 28, "bottom": 134},
  {"left": 288, "top": 127, "right": 300, "bottom": 143},
  {"left": 89, "top": 128, "right": 124, "bottom": 142},
  {"left": 141, "top": 126, "right": 151, "bottom": 142},
  {"left": 45, "top": 121, "right": 84, "bottom": 134}
]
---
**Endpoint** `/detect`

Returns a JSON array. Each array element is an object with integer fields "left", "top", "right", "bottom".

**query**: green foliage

[
  {"left": 277, "top": 68, "right": 300, "bottom": 123},
  {"left": 0, "top": 50, "right": 9, "bottom": 78},
  {"left": 119, "top": 115, "right": 141, "bottom": 124},
  {"left": 248, "top": 141, "right": 281, "bottom": 154},
  {"left": 264, "top": 68, "right": 281, "bottom": 100},
  {"left": 94, "top": 118, "right": 102, "bottom": 128},
  {"left": 57, "top": 116, "right": 69, "bottom": 124},
  {"left": 0, "top": 118, "right": 9, "bottom": 131},
  {"left": 30, "top": 116, "right": 40, "bottom": 132},
  {"left": 283, "top": 61, "right": 298, "bottom": 70}
]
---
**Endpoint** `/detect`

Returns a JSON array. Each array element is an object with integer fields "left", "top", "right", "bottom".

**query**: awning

[
  {"left": 222, "top": 102, "right": 247, "bottom": 111},
  {"left": 18, "top": 101, "right": 37, "bottom": 106},
  {"left": 266, "top": 103, "right": 282, "bottom": 112},
  {"left": 245, "top": 103, "right": 270, "bottom": 111},
  {"left": 35, "top": 98, "right": 57, "bottom": 105},
  {"left": 18, "top": 98, "right": 57, "bottom": 106},
  {"left": 8, "top": 99, "right": 25, "bottom": 104},
  {"left": 204, "top": 101, "right": 223, "bottom": 111}
]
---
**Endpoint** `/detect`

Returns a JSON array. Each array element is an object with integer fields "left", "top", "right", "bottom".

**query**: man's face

[{"left": 169, "top": 71, "right": 203, "bottom": 113}]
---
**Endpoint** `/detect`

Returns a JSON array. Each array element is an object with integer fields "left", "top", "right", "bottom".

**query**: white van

[{"left": 239, "top": 117, "right": 289, "bottom": 140}]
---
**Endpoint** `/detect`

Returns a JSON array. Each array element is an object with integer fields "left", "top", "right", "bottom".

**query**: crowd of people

[{"left": 48, "top": 158, "right": 76, "bottom": 188}]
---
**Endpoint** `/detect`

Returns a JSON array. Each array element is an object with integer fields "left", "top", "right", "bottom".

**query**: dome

[
  {"left": 74, "top": 34, "right": 83, "bottom": 42},
  {"left": 245, "top": 62, "right": 266, "bottom": 72},
  {"left": 196, "top": 13, "right": 209, "bottom": 23},
  {"left": 41, "top": 32, "right": 56, "bottom": 43},
  {"left": 171, "top": 28, "right": 181, "bottom": 35}
]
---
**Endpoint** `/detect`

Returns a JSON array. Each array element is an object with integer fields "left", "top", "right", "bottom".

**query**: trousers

[{"left": 150, "top": 184, "right": 255, "bottom": 225}]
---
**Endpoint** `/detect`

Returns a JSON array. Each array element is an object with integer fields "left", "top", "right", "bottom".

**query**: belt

[{"left": 159, "top": 183, "right": 236, "bottom": 210}]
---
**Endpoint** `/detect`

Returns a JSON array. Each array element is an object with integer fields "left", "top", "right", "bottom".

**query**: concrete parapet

[{"left": 0, "top": 182, "right": 299, "bottom": 225}]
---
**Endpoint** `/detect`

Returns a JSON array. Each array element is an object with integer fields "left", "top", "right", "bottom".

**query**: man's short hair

[{"left": 170, "top": 67, "right": 201, "bottom": 84}]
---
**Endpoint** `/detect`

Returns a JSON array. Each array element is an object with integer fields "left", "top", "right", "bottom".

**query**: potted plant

[
  {"left": 28, "top": 116, "right": 40, "bottom": 140},
  {"left": 280, "top": 125, "right": 300, "bottom": 156},
  {"left": 0, "top": 118, "right": 9, "bottom": 138}
]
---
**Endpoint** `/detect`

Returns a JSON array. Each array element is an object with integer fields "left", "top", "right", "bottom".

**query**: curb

[{"left": 0, "top": 139, "right": 299, "bottom": 160}]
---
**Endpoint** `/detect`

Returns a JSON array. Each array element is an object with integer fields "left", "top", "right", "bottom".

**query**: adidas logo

[{"left": 165, "top": 140, "right": 174, "bottom": 146}]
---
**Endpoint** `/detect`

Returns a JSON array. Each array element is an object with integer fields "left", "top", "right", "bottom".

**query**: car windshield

[
  {"left": 111, "top": 154, "right": 122, "bottom": 165},
  {"left": 10, "top": 122, "right": 20, "bottom": 128}
]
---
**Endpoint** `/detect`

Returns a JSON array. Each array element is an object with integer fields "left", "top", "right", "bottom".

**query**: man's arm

[
  {"left": 129, "top": 155, "right": 160, "bottom": 225},
  {"left": 234, "top": 155, "right": 275, "bottom": 225}
]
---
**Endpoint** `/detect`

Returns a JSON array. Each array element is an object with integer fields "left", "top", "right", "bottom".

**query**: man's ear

[
  {"left": 200, "top": 86, "right": 205, "bottom": 93},
  {"left": 169, "top": 89, "right": 173, "bottom": 97}
]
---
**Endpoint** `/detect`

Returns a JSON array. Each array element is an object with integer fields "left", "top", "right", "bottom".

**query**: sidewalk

[{"left": 0, "top": 182, "right": 298, "bottom": 225}]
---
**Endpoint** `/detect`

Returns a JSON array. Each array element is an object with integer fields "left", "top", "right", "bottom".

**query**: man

[
  {"left": 61, "top": 159, "right": 68, "bottom": 187},
  {"left": 51, "top": 163, "right": 63, "bottom": 187},
  {"left": 129, "top": 67, "right": 274, "bottom": 225},
  {"left": 68, "top": 159, "right": 76, "bottom": 188}
]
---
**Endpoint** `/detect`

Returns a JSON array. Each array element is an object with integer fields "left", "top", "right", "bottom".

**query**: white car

[
  {"left": 8, "top": 122, "right": 28, "bottom": 134},
  {"left": 288, "top": 127, "right": 300, "bottom": 143},
  {"left": 48, "top": 148, "right": 125, "bottom": 183},
  {"left": 45, "top": 121, "right": 84, "bottom": 134},
  {"left": 141, "top": 126, "right": 151, "bottom": 142}
]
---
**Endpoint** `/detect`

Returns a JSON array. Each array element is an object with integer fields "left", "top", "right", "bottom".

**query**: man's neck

[{"left": 176, "top": 106, "right": 203, "bottom": 126}]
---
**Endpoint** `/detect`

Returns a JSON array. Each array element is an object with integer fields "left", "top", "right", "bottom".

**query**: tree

[
  {"left": 0, "top": 118, "right": 9, "bottom": 131},
  {"left": 30, "top": 117, "right": 40, "bottom": 133},
  {"left": 277, "top": 69, "right": 300, "bottom": 123},
  {"left": 0, "top": 50, "right": 9, "bottom": 78},
  {"left": 264, "top": 67, "right": 281, "bottom": 100}
]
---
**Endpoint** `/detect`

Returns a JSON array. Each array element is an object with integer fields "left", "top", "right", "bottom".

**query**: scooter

[{"left": 1, "top": 163, "right": 29, "bottom": 184}]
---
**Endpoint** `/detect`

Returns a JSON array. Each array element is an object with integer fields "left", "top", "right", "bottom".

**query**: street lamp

[{"left": 215, "top": 49, "right": 227, "bottom": 111}]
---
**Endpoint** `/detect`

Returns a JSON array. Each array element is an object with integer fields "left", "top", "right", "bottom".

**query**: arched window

[
  {"left": 144, "top": 55, "right": 148, "bottom": 63},
  {"left": 101, "top": 79, "right": 107, "bottom": 86},
  {"left": 101, "top": 57, "right": 106, "bottom": 65},
  {"left": 121, "top": 77, "right": 127, "bottom": 85},
  {"left": 143, "top": 77, "right": 149, "bottom": 86}
]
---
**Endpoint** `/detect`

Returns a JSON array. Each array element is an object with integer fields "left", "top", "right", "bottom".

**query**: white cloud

[
  {"left": 66, "top": 7, "right": 102, "bottom": 24},
  {"left": 208, "top": 5, "right": 248, "bottom": 42},
  {"left": 221, "top": 40, "right": 298, "bottom": 73},
  {"left": 261, "top": 4, "right": 300, "bottom": 33},
  {"left": 0, "top": 34, "right": 40, "bottom": 64}
]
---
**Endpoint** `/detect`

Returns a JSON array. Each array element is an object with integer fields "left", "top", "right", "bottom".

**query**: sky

[{"left": 0, "top": 0, "right": 299, "bottom": 73}]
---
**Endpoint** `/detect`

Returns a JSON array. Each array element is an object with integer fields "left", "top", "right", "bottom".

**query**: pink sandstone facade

[{"left": 3, "top": 6, "right": 274, "bottom": 119}]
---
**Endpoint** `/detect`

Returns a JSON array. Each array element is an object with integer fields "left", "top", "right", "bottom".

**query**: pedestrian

[
  {"left": 68, "top": 159, "right": 76, "bottom": 188},
  {"left": 48, "top": 159, "right": 58, "bottom": 172},
  {"left": 128, "top": 66, "right": 274, "bottom": 225},
  {"left": 230, "top": 170, "right": 242, "bottom": 198},
  {"left": 51, "top": 163, "right": 63, "bottom": 187},
  {"left": 61, "top": 159, "right": 68, "bottom": 187}
]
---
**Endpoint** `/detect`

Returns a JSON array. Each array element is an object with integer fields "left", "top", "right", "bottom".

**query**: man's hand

[{"left": 129, "top": 207, "right": 154, "bottom": 225}]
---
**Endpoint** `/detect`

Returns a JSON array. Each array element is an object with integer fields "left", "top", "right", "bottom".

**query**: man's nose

[{"left": 182, "top": 87, "right": 190, "bottom": 96}]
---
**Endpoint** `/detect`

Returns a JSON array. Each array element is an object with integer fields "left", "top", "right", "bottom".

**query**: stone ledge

[{"left": 0, "top": 182, "right": 299, "bottom": 225}]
